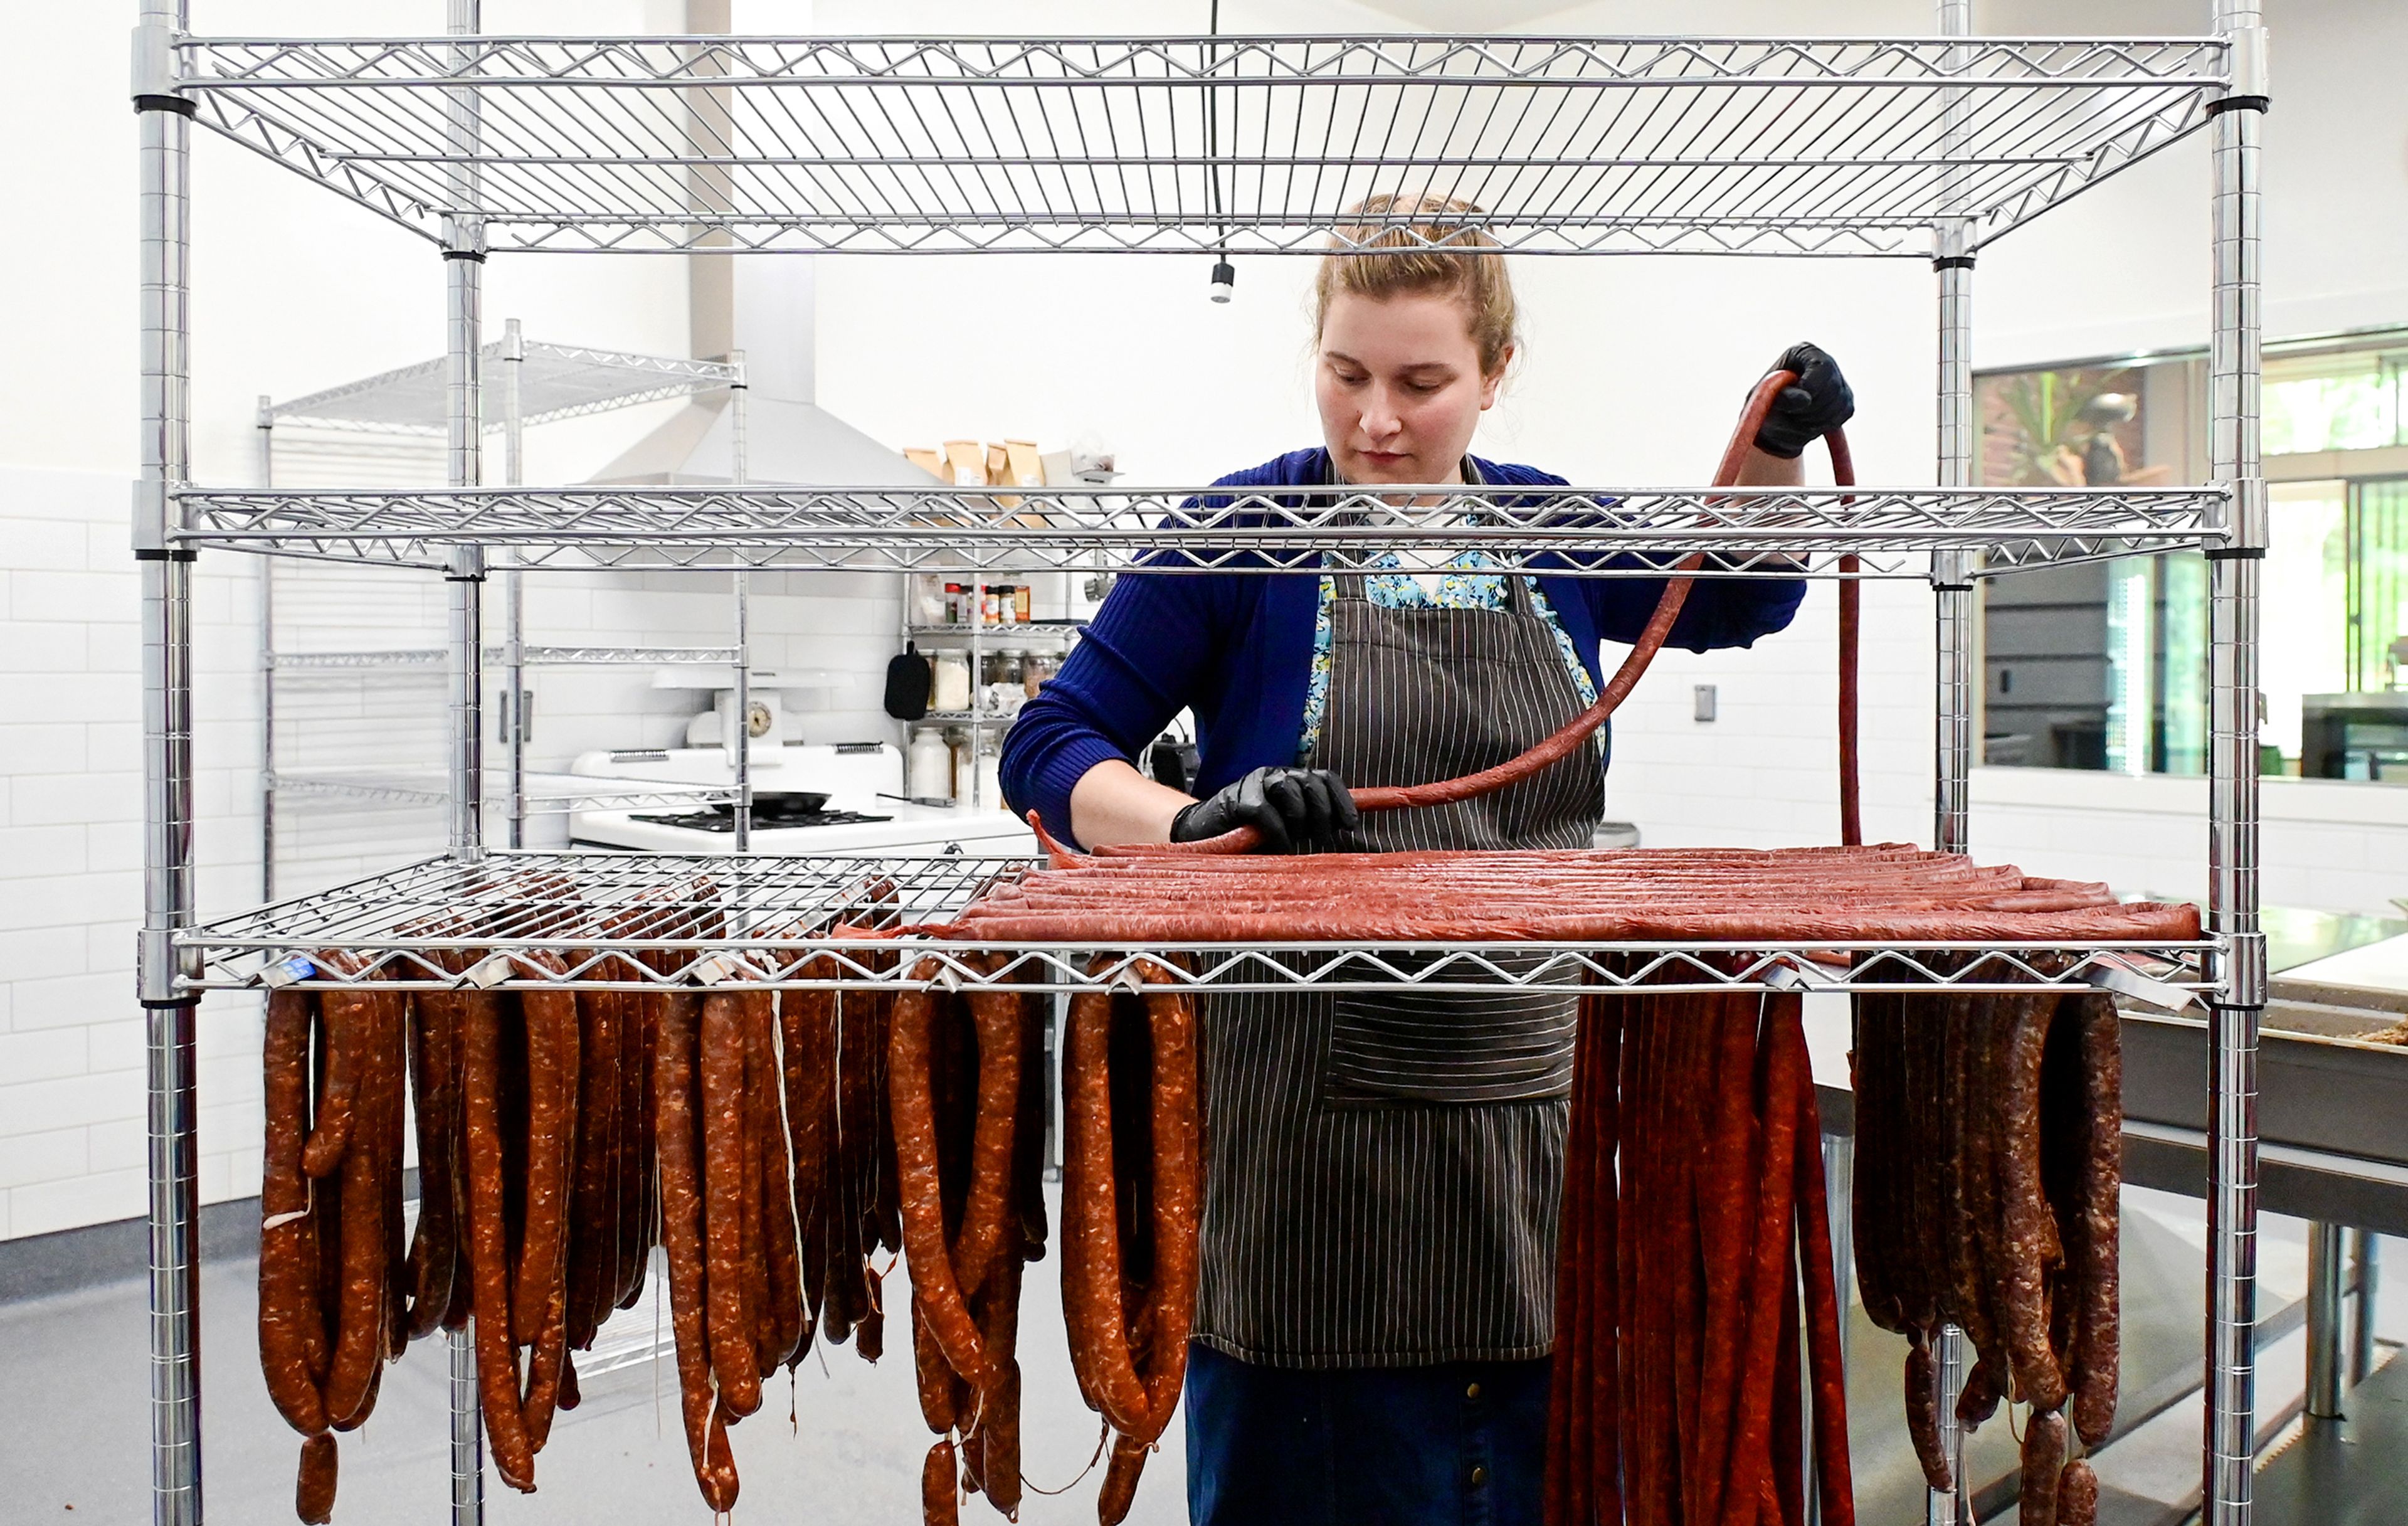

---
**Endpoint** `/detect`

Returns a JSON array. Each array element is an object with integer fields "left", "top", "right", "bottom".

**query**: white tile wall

[
  {"left": 0, "top": 462, "right": 907, "bottom": 1240},
  {"left": 1969, "top": 766, "right": 2408, "bottom": 916},
  {"left": 1606, "top": 580, "right": 2408, "bottom": 916},
  {"left": 0, "top": 464, "right": 261, "bottom": 1241}
]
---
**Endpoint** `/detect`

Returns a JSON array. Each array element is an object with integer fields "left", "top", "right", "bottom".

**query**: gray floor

[
  {"left": 1, "top": 1187, "right": 2395, "bottom": 1524},
  {"left": 0, "top": 1182, "right": 1184, "bottom": 1525}
]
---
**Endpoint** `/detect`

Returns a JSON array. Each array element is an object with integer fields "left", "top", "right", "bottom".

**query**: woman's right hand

[{"left": 1170, "top": 766, "right": 1362, "bottom": 853}]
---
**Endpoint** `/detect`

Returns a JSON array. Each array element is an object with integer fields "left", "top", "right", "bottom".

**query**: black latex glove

[
  {"left": 1751, "top": 341, "right": 1856, "bottom": 459},
  {"left": 1170, "top": 765, "right": 1363, "bottom": 854}
]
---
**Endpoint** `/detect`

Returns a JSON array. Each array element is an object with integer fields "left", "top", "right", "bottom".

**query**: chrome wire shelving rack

[
  {"left": 265, "top": 335, "right": 743, "bottom": 434},
  {"left": 179, "top": 849, "right": 2220, "bottom": 1004},
  {"left": 255, "top": 321, "right": 761, "bottom": 881},
  {"left": 174, "top": 33, "right": 2226, "bottom": 257},
  {"left": 260, "top": 767, "right": 739, "bottom": 815},
  {"left": 179, "top": 480, "right": 2230, "bottom": 577},
  {"left": 134, "top": 4, "right": 2273, "bottom": 1525}
]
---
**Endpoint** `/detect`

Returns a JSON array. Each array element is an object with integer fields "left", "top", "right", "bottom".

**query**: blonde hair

[{"left": 1313, "top": 192, "right": 1519, "bottom": 379}]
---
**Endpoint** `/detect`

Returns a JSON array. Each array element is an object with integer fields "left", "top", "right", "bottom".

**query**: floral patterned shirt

[{"left": 1297, "top": 551, "right": 1601, "bottom": 761}]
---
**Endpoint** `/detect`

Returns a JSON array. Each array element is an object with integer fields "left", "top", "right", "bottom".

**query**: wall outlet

[{"left": 1693, "top": 684, "right": 1718, "bottom": 723}]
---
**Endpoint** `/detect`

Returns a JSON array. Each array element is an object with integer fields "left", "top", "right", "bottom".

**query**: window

[
  {"left": 1977, "top": 328, "right": 2408, "bottom": 783},
  {"left": 2266, "top": 351, "right": 2407, "bottom": 455}
]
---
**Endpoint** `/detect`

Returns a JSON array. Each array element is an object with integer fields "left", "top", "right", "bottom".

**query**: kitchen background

[{"left": 1, "top": 0, "right": 2404, "bottom": 1249}]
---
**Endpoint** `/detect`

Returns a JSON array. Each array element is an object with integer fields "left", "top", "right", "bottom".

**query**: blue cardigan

[{"left": 1000, "top": 448, "right": 1806, "bottom": 847}]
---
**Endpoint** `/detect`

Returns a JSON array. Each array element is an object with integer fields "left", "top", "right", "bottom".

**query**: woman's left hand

[{"left": 1751, "top": 342, "right": 1855, "bottom": 458}]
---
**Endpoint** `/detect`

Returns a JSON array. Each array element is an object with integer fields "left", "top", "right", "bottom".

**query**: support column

[
  {"left": 502, "top": 318, "right": 525, "bottom": 851},
  {"left": 1933, "top": 235, "right": 1975, "bottom": 862},
  {"left": 730, "top": 352, "right": 752, "bottom": 854},
  {"left": 2307, "top": 1222, "right": 2345, "bottom": 1419},
  {"left": 2351, "top": 1231, "right": 2379, "bottom": 1384},
  {"left": 1928, "top": 10, "right": 1977, "bottom": 1516},
  {"left": 1929, "top": 447, "right": 1975, "bottom": 1526},
  {"left": 135, "top": 4, "right": 202, "bottom": 1520},
  {"left": 256, "top": 397, "right": 277, "bottom": 903},
  {"left": 2203, "top": 4, "right": 2269, "bottom": 1521},
  {"left": 444, "top": 236, "right": 486, "bottom": 865},
  {"left": 443, "top": 7, "right": 488, "bottom": 1520}
]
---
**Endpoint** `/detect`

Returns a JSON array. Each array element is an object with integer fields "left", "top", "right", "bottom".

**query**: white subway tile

[
  {"left": 6, "top": 972, "right": 129, "bottom": 1032},
  {"left": 198, "top": 1055, "right": 262, "bottom": 1108},
  {"left": 9, "top": 1168, "right": 144, "bottom": 1238},
  {"left": 0, "top": 1128, "right": 88, "bottom": 1191},
  {"left": 2305, "top": 866, "right": 2408, "bottom": 918},
  {"left": 83, "top": 1016, "right": 144, "bottom": 1076},
  {"left": 0, "top": 869, "right": 139, "bottom": 930},
  {"left": 0, "top": 623, "right": 88, "bottom": 675},
  {"left": 0, "top": 723, "right": 87, "bottom": 775},
  {"left": 0, "top": 1029, "right": 88, "bottom": 1085},
  {"left": 0, "top": 928, "right": 93, "bottom": 984},
  {"left": 8, "top": 569, "right": 134, "bottom": 626},
  {"left": 0, "top": 824, "right": 87, "bottom": 879},
  {"left": 83, "top": 521, "right": 129, "bottom": 570},
  {"left": 81, "top": 919, "right": 136, "bottom": 976},
  {"left": 0, "top": 1068, "right": 141, "bottom": 1137},
  {"left": 7, "top": 520, "right": 95, "bottom": 571},
  {"left": 2264, "top": 822, "right": 2373, "bottom": 876},
  {"left": 2261, "top": 864, "right": 2320, "bottom": 911},
  {"left": 194, "top": 1150, "right": 235, "bottom": 1207},
  {"left": 211, "top": 1144, "right": 265, "bottom": 1204},
  {"left": 85, "top": 1117, "right": 144, "bottom": 1175},
  {"left": 79, "top": 721, "right": 143, "bottom": 767},
  {"left": 82, "top": 820, "right": 141, "bottom": 874},
  {"left": 0, "top": 672, "right": 140, "bottom": 724},
  {"left": 83, "top": 622, "right": 141, "bottom": 674}
]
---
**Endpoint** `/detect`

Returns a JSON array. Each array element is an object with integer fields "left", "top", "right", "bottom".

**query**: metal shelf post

[
  {"left": 2306, "top": 1221, "right": 2345, "bottom": 1419},
  {"left": 1924, "top": 6, "right": 1977, "bottom": 1519},
  {"left": 2352, "top": 1231, "right": 2379, "bottom": 1384},
  {"left": 2203, "top": 0, "right": 2269, "bottom": 1518},
  {"left": 256, "top": 396, "right": 277, "bottom": 902},
  {"left": 441, "top": 6, "right": 487, "bottom": 1520},
  {"left": 136, "top": 0, "right": 202, "bottom": 1520},
  {"left": 443, "top": 263, "right": 487, "bottom": 865},
  {"left": 502, "top": 316, "right": 527, "bottom": 851},
  {"left": 731, "top": 351, "right": 751, "bottom": 854},
  {"left": 135, "top": 8, "right": 2271, "bottom": 1519}
]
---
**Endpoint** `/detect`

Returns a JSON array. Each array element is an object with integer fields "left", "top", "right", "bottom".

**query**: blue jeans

[{"left": 1184, "top": 1343, "right": 1553, "bottom": 1526}]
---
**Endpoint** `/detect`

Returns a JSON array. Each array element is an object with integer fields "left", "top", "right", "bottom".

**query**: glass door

[{"left": 2350, "top": 476, "right": 2408, "bottom": 692}]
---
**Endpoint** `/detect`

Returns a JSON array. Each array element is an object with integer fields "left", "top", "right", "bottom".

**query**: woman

[{"left": 1000, "top": 194, "right": 1849, "bottom": 1526}]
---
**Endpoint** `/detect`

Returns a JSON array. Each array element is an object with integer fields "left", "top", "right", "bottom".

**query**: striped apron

[{"left": 1189, "top": 564, "right": 1605, "bottom": 1368}]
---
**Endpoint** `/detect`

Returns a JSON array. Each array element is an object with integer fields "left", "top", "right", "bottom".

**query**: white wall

[
  {"left": 814, "top": 0, "right": 2408, "bottom": 906},
  {"left": 4, "top": 0, "right": 2406, "bottom": 1238},
  {"left": 0, "top": 465, "right": 266, "bottom": 1239},
  {"left": 0, "top": 0, "right": 890, "bottom": 1238}
]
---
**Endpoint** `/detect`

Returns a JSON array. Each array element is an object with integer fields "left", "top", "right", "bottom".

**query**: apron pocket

[{"left": 1321, "top": 963, "right": 1576, "bottom": 1106}]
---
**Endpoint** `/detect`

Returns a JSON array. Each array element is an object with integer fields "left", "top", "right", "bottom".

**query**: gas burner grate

[{"left": 628, "top": 803, "right": 893, "bottom": 834}]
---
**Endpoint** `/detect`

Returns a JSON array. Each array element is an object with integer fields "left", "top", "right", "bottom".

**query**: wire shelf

[
  {"left": 174, "top": 34, "right": 2227, "bottom": 257},
  {"left": 519, "top": 644, "right": 742, "bottom": 665},
  {"left": 268, "top": 340, "right": 738, "bottom": 433},
  {"left": 267, "top": 771, "right": 739, "bottom": 813},
  {"left": 268, "top": 648, "right": 447, "bottom": 670},
  {"left": 174, "top": 849, "right": 2219, "bottom": 999},
  {"left": 906, "top": 624, "right": 1080, "bottom": 641},
  {"left": 268, "top": 645, "right": 738, "bottom": 670},
  {"left": 173, "top": 483, "right": 2229, "bottom": 576}
]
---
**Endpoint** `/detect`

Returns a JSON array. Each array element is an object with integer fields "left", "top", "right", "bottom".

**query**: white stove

[{"left": 568, "top": 743, "right": 1035, "bottom": 857}]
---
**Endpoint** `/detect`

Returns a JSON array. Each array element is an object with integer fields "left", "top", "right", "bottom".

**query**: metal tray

[{"left": 2123, "top": 1002, "right": 2408, "bottom": 1170}]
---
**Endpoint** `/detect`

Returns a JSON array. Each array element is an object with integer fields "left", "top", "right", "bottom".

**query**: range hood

[
  {"left": 586, "top": 257, "right": 929, "bottom": 489},
  {"left": 589, "top": 0, "right": 932, "bottom": 491}
]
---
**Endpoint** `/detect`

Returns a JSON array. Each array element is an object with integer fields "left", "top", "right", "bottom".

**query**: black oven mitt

[{"left": 884, "top": 642, "right": 931, "bottom": 721}]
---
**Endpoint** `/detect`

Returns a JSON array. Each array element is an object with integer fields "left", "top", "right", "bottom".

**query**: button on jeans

[{"left": 1185, "top": 1342, "right": 1552, "bottom": 1526}]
